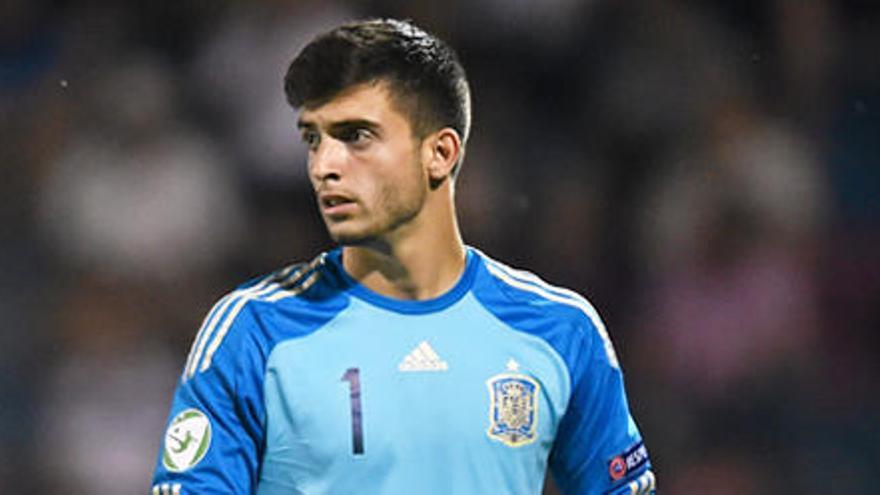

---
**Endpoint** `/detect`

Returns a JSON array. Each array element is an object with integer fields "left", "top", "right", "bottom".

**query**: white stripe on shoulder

[
  {"left": 479, "top": 252, "right": 586, "bottom": 304},
  {"left": 196, "top": 253, "right": 327, "bottom": 374},
  {"left": 265, "top": 270, "right": 322, "bottom": 302},
  {"left": 181, "top": 291, "right": 234, "bottom": 380},
  {"left": 183, "top": 264, "right": 302, "bottom": 380},
  {"left": 197, "top": 264, "right": 313, "bottom": 374},
  {"left": 182, "top": 271, "right": 278, "bottom": 380},
  {"left": 481, "top": 255, "right": 620, "bottom": 369}
]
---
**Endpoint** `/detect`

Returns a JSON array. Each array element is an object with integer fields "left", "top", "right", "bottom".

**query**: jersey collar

[{"left": 326, "top": 247, "right": 478, "bottom": 314}]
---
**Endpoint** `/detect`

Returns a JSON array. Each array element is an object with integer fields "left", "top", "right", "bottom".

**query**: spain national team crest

[{"left": 486, "top": 359, "right": 540, "bottom": 447}]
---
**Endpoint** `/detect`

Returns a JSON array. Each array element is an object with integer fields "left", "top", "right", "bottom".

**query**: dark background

[{"left": 2, "top": 0, "right": 878, "bottom": 493}]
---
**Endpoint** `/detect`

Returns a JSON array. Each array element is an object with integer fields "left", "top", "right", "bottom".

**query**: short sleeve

[
  {"left": 150, "top": 298, "right": 268, "bottom": 495},
  {"left": 548, "top": 316, "right": 655, "bottom": 495}
]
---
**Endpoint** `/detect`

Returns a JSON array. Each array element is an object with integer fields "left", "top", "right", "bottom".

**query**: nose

[{"left": 309, "top": 138, "right": 346, "bottom": 183}]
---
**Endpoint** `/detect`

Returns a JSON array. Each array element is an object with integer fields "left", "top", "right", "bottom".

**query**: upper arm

[
  {"left": 151, "top": 300, "right": 268, "bottom": 495},
  {"left": 549, "top": 316, "right": 655, "bottom": 495}
]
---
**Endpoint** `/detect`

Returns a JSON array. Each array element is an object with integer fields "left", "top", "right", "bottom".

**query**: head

[{"left": 284, "top": 19, "right": 471, "bottom": 246}]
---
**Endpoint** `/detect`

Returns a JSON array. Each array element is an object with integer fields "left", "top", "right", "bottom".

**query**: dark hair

[{"left": 284, "top": 19, "right": 471, "bottom": 174}]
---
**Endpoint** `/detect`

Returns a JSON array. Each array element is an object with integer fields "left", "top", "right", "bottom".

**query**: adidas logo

[{"left": 398, "top": 341, "right": 449, "bottom": 372}]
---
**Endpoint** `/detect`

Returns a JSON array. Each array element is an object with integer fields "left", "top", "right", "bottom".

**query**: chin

[
  {"left": 324, "top": 216, "right": 395, "bottom": 248},
  {"left": 327, "top": 225, "right": 374, "bottom": 246},
  {"left": 332, "top": 233, "right": 369, "bottom": 246},
  {"left": 329, "top": 227, "right": 395, "bottom": 251}
]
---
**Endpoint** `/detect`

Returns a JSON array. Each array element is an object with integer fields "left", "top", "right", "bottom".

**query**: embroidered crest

[{"left": 486, "top": 360, "right": 540, "bottom": 447}]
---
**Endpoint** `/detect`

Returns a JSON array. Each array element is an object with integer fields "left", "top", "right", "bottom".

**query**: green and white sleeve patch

[{"left": 162, "top": 408, "right": 212, "bottom": 472}]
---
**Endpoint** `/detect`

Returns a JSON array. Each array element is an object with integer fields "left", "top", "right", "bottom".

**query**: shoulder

[
  {"left": 232, "top": 252, "right": 339, "bottom": 311},
  {"left": 470, "top": 248, "right": 620, "bottom": 369},
  {"left": 181, "top": 251, "right": 348, "bottom": 382}
]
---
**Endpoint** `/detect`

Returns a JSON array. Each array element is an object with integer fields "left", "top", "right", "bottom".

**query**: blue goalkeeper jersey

[{"left": 150, "top": 247, "right": 655, "bottom": 495}]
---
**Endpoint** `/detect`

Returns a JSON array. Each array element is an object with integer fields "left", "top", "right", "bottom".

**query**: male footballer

[{"left": 150, "top": 18, "right": 655, "bottom": 495}]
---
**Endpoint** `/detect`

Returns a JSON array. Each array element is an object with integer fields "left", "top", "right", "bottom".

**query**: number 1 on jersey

[{"left": 341, "top": 367, "right": 364, "bottom": 455}]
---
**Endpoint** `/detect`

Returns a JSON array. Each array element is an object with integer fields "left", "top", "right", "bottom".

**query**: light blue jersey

[{"left": 150, "top": 247, "right": 655, "bottom": 495}]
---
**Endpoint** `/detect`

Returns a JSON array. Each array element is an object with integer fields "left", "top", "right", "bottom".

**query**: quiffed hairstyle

[{"left": 284, "top": 18, "right": 471, "bottom": 175}]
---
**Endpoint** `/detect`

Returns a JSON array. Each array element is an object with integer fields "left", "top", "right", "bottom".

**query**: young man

[{"left": 150, "top": 19, "right": 655, "bottom": 495}]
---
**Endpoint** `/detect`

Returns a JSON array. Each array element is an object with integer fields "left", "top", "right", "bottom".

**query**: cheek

[
  {"left": 376, "top": 158, "right": 425, "bottom": 216},
  {"left": 401, "top": 161, "right": 428, "bottom": 206},
  {"left": 368, "top": 145, "right": 424, "bottom": 198}
]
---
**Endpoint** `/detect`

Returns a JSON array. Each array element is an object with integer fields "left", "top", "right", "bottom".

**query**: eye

[
  {"left": 301, "top": 129, "right": 320, "bottom": 150},
  {"left": 340, "top": 127, "right": 373, "bottom": 146}
]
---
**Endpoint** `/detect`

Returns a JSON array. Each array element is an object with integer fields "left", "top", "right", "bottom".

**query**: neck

[{"left": 341, "top": 191, "right": 466, "bottom": 300}]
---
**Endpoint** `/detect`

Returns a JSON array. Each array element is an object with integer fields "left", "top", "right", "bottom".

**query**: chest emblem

[
  {"left": 486, "top": 359, "right": 540, "bottom": 447},
  {"left": 398, "top": 340, "right": 449, "bottom": 372}
]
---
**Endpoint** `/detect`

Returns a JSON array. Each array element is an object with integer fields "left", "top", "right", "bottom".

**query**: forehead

[{"left": 298, "top": 82, "right": 412, "bottom": 131}]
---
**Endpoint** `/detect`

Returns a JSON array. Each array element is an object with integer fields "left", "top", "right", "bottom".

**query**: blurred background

[{"left": 2, "top": 0, "right": 878, "bottom": 493}]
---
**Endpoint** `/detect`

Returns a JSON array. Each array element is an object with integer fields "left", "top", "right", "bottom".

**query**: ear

[{"left": 422, "top": 128, "right": 462, "bottom": 182}]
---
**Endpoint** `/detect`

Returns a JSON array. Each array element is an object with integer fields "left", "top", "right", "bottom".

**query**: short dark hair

[{"left": 284, "top": 19, "right": 471, "bottom": 175}]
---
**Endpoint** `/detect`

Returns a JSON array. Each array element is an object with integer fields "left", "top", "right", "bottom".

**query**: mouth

[{"left": 319, "top": 193, "right": 357, "bottom": 216}]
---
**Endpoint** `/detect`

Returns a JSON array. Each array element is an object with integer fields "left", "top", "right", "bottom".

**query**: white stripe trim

[
  {"left": 185, "top": 274, "right": 278, "bottom": 379},
  {"left": 484, "top": 256, "right": 611, "bottom": 336},
  {"left": 182, "top": 291, "right": 237, "bottom": 379},
  {"left": 481, "top": 254, "right": 579, "bottom": 299},
  {"left": 628, "top": 479, "right": 639, "bottom": 495},
  {"left": 482, "top": 259, "right": 620, "bottom": 368},
  {"left": 152, "top": 485, "right": 160, "bottom": 495},
  {"left": 642, "top": 470, "right": 656, "bottom": 493},
  {"left": 264, "top": 270, "right": 321, "bottom": 302},
  {"left": 626, "top": 470, "right": 656, "bottom": 494},
  {"left": 198, "top": 267, "right": 308, "bottom": 373}
]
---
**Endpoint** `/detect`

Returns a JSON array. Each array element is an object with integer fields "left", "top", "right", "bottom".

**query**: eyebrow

[{"left": 297, "top": 118, "right": 381, "bottom": 134}]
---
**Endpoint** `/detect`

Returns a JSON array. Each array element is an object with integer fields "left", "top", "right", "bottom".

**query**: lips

[{"left": 319, "top": 192, "right": 357, "bottom": 216}]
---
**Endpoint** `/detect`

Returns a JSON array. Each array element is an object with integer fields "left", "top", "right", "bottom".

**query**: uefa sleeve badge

[
  {"left": 162, "top": 408, "right": 212, "bottom": 472},
  {"left": 486, "top": 359, "right": 540, "bottom": 447}
]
